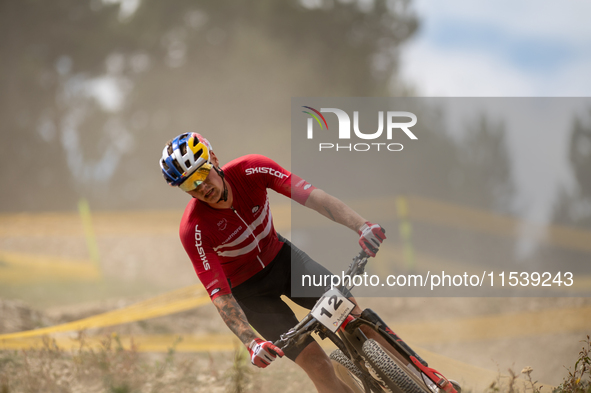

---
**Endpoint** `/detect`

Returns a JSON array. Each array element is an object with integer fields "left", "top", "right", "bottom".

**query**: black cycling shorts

[{"left": 231, "top": 233, "right": 351, "bottom": 361}]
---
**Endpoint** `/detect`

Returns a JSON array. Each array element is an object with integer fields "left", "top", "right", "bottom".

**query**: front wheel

[
  {"left": 362, "top": 339, "right": 430, "bottom": 393},
  {"left": 330, "top": 349, "right": 366, "bottom": 393},
  {"left": 330, "top": 349, "right": 388, "bottom": 393}
]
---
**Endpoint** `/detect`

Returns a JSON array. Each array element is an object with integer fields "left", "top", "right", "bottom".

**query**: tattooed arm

[
  {"left": 212, "top": 293, "right": 258, "bottom": 346},
  {"left": 304, "top": 189, "right": 366, "bottom": 232}
]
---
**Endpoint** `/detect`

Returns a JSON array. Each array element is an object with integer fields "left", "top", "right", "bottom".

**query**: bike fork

[
  {"left": 360, "top": 308, "right": 429, "bottom": 367},
  {"left": 360, "top": 309, "right": 458, "bottom": 393}
]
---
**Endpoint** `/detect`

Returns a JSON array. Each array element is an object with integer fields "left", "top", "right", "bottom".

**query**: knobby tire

[
  {"left": 361, "top": 339, "right": 430, "bottom": 393},
  {"left": 330, "top": 349, "right": 370, "bottom": 393}
]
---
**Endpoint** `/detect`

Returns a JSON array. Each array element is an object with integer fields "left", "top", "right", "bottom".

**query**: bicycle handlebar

[
  {"left": 335, "top": 249, "right": 370, "bottom": 293},
  {"left": 274, "top": 249, "right": 371, "bottom": 350}
]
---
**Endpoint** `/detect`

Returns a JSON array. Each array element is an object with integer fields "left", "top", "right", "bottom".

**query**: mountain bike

[{"left": 274, "top": 251, "right": 461, "bottom": 393}]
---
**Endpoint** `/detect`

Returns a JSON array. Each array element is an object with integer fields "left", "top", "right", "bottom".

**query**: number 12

[{"left": 320, "top": 295, "right": 344, "bottom": 318}]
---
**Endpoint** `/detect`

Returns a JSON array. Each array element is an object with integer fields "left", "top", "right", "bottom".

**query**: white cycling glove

[
  {"left": 248, "top": 338, "right": 284, "bottom": 368},
  {"left": 358, "top": 221, "right": 386, "bottom": 257}
]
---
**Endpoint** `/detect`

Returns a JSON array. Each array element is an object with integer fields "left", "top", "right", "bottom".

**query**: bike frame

[{"left": 275, "top": 251, "right": 458, "bottom": 393}]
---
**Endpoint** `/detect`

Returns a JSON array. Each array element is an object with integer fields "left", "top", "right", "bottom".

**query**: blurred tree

[
  {"left": 0, "top": 0, "right": 133, "bottom": 210},
  {"left": 554, "top": 109, "right": 591, "bottom": 228},
  {"left": 0, "top": 0, "right": 419, "bottom": 211},
  {"left": 452, "top": 114, "right": 514, "bottom": 211}
]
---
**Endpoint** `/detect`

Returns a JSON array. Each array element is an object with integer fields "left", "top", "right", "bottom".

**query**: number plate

[{"left": 311, "top": 288, "right": 355, "bottom": 333}]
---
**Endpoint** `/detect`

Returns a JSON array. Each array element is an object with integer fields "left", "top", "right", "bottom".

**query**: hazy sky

[
  {"left": 398, "top": 0, "right": 591, "bottom": 255},
  {"left": 400, "top": 0, "right": 591, "bottom": 97}
]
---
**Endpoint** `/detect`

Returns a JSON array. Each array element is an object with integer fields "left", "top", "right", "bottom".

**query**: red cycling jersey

[{"left": 179, "top": 154, "right": 316, "bottom": 300}]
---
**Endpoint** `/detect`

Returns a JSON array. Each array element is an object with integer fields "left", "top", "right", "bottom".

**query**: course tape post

[
  {"left": 78, "top": 198, "right": 102, "bottom": 277},
  {"left": 396, "top": 195, "right": 415, "bottom": 272}
]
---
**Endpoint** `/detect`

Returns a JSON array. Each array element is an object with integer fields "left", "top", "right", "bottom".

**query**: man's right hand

[{"left": 248, "top": 338, "right": 284, "bottom": 368}]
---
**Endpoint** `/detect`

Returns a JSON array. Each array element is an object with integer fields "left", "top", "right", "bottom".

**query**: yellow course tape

[
  {"left": 0, "top": 284, "right": 210, "bottom": 341},
  {"left": 290, "top": 195, "right": 591, "bottom": 254},
  {"left": 374, "top": 244, "right": 591, "bottom": 293},
  {"left": 0, "top": 334, "right": 240, "bottom": 353},
  {"left": 1, "top": 278, "right": 588, "bottom": 344},
  {"left": 3, "top": 195, "right": 591, "bottom": 255},
  {"left": 0, "top": 251, "right": 101, "bottom": 283},
  {"left": 393, "top": 305, "right": 591, "bottom": 344},
  {"left": 0, "top": 333, "right": 555, "bottom": 392},
  {"left": 397, "top": 195, "right": 591, "bottom": 254},
  {"left": 0, "top": 285, "right": 582, "bottom": 392}
]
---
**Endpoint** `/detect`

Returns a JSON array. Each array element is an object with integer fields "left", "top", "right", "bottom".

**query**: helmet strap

[{"left": 213, "top": 166, "right": 228, "bottom": 202}]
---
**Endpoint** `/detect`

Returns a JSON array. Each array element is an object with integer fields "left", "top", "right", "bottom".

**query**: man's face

[{"left": 185, "top": 152, "right": 225, "bottom": 204}]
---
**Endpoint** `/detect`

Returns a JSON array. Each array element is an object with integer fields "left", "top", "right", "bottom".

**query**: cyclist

[{"left": 160, "top": 132, "right": 386, "bottom": 393}]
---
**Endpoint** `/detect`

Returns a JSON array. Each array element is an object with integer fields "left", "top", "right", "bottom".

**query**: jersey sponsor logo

[
  {"left": 304, "top": 183, "right": 312, "bottom": 190},
  {"left": 252, "top": 205, "right": 259, "bottom": 214},
  {"left": 222, "top": 225, "right": 243, "bottom": 245},
  {"left": 245, "top": 167, "right": 288, "bottom": 179},
  {"left": 210, "top": 288, "right": 220, "bottom": 296},
  {"left": 206, "top": 279, "right": 219, "bottom": 289},
  {"left": 217, "top": 218, "right": 228, "bottom": 231},
  {"left": 194, "top": 225, "right": 210, "bottom": 271}
]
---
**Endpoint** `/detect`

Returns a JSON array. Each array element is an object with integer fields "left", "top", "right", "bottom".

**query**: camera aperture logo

[{"left": 302, "top": 106, "right": 417, "bottom": 152}]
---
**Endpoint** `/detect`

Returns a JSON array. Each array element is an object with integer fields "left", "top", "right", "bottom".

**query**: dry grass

[
  {"left": 554, "top": 335, "right": 591, "bottom": 393},
  {"left": 1, "top": 334, "right": 590, "bottom": 393},
  {"left": 481, "top": 336, "right": 591, "bottom": 393},
  {"left": 225, "top": 345, "right": 252, "bottom": 393},
  {"left": 0, "top": 332, "right": 242, "bottom": 393}
]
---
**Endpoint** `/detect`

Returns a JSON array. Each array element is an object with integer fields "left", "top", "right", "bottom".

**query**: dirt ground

[
  {"left": 1, "top": 211, "right": 590, "bottom": 392},
  {"left": 1, "top": 295, "right": 589, "bottom": 392}
]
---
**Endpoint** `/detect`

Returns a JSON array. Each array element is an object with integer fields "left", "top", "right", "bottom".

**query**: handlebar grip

[{"left": 268, "top": 346, "right": 280, "bottom": 357}]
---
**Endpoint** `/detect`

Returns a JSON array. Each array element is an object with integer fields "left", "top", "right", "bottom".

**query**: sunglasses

[{"left": 179, "top": 161, "right": 214, "bottom": 192}]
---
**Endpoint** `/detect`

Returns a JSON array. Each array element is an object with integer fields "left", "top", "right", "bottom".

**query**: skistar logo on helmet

[{"left": 302, "top": 106, "right": 417, "bottom": 152}]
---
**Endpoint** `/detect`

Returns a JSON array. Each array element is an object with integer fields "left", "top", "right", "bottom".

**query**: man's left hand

[{"left": 358, "top": 222, "right": 386, "bottom": 257}]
